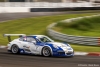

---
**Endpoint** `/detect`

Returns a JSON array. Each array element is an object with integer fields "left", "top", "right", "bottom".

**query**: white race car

[{"left": 4, "top": 34, "right": 74, "bottom": 57}]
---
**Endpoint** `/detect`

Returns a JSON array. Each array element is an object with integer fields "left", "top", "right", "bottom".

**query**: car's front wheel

[
  {"left": 42, "top": 47, "right": 51, "bottom": 57},
  {"left": 11, "top": 44, "right": 20, "bottom": 54}
]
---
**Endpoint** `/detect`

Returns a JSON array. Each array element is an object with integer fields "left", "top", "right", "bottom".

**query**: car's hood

[
  {"left": 47, "top": 42, "right": 71, "bottom": 48},
  {"left": 47, "top": 42, "right": 73, "bottom": 53},
  {"left": 51, "top": 42, "right": 68, "bottom": 47}
]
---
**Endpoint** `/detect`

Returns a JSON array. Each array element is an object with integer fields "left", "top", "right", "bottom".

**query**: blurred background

[
  {"left": 0, "top": 0, "right": 100, "bottom": 7},
  {"left": 0, "top": 0, "right": 100, "bottom": 67}
]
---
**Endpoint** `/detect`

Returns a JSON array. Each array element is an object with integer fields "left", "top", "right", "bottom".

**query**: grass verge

[
  {"left": 71, "top": 44, "right": 100, "bottom": 52},
  {"left": 54, "top": 16, "right": 100, "bottom": 37}
]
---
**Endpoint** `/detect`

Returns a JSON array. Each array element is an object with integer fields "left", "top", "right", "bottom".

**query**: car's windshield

[{"left": 39, "top": 36, "right": 53, "bottom": 42}]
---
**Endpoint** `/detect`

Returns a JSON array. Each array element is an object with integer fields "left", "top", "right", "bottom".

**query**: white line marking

[
  {"left": 0, "top": 46, "right": 7, "bottom": 48},
  {"left": 74, "top": 52, "right": 88, "bottom": 56}
]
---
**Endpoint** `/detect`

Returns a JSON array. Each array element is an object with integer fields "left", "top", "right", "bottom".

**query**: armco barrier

[{"left": 47, "top": 15, "right": 100, "bottom": 45}]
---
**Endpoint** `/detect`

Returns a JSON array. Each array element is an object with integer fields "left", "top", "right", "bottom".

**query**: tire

[
  {"left": 11, "top": 44, "right": 20, "bottom": 54},
  {"left": 42, "top": 47, "right": 51, "bottom": 57}
]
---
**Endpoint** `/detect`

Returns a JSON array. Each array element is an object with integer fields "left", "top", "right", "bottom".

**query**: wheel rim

[
  {"left": 12, "top": 45, "right": 18, "bottom": 53},
  {"left": 43, "top": 48, "right": 50, "bottom": 56}
]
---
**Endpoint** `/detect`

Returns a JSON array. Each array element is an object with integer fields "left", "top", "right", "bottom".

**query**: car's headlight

[{"left": 67, "top": 48, "right": 72, "bottom": 50}]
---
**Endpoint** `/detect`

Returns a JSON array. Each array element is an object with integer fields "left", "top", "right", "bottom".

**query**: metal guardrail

[{"left": 47, "top": 15, "right": 100, "bottom": 45}]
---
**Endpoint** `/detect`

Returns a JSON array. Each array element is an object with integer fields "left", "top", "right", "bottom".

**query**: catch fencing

[
  {"left": 0, "top": 2, "right": 96, "bottom": 7},
  {"left": 47, "top": 15, "right": 100, "bottom": 45},
  {"left": 0, "top": 2, "right": 100, "bottom": 13}
]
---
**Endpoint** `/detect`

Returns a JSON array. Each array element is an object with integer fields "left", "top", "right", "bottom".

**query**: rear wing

[{"left": 3, "top": 34, "right": 26, "bottom": 42}]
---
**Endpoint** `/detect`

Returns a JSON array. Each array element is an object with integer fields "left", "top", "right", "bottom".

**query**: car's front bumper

[{"left": 52, "top": 50, "right": 74, "bottom": 57}]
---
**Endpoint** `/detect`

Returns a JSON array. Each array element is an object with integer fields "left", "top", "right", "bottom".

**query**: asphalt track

[
  {"left": 0, "top": 11, "right": 100, "bottom": 67},
  {"left": 0, "top": 48, "right": 100, "bottom": 67},
  {"left": 0, "top": 11, "right": 100, "bottom": 22}
]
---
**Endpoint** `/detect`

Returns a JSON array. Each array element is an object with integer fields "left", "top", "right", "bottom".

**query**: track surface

[
  {"left": 0, "top": 11, "right": 100, "bottom": 67},
  {"left": 0, "top": 11, "right": 100, "bottom": 22},
  {"left": 0, "top": 48, "right": 100, "bottom": 67}
]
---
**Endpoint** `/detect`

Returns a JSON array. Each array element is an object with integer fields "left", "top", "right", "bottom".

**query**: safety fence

[
  {"left": 0, "top": 2, "right": 100, "bottom": 13},
  {"left": 0, "top": 2, "right": 96, "bottom": 7},
  {"left": 47, "top": 15, "right": 100, "bottom": 45}
]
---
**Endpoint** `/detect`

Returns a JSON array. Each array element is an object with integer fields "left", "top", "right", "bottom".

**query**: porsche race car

[{"left": 4, "top": 34, "right": 74, "bottom": 57}]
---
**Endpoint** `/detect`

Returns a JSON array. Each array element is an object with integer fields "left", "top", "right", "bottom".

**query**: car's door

[
  {"left": 19, "top": 37, "right": 32, "bottom": 53},
  {"left": 26, "top": 37, "right": 40, "bottom": 54}
]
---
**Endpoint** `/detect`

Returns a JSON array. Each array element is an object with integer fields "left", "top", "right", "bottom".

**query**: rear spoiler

[{"left": 3, "top": 34, "right": 26, "bottom": 42}]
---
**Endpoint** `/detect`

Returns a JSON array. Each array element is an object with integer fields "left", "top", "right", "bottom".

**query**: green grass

[
  {"left": 53, "top": 14, "right": 100, "bottom": 52},
  {"left": 0, "top": 12, "right": 100, "bottom": 52},
  {"left": 54, "top": 16, "right": 100, "bottom": 37},
  {"left": 71, "top": 44, "right": 100, "bottom": 52}
]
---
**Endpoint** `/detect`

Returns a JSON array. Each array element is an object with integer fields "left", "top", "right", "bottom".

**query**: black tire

[
  {"left": 42, "top": 47, "right": 51, "bottom": 57},
  {"left": 11, "top": 44, "right": 20, "bottom": 54}
]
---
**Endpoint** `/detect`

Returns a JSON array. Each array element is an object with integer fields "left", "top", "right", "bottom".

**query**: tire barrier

[
  {"left": 30, "top": 7, "right": 100, "bottom": 12},
  {"left": 47, "top": 14, "right": 100, "bottom": 45}
]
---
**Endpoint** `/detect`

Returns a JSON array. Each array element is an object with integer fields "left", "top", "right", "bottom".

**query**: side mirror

[{"left": 32, "top": 41, "right": 36, "bottom": 45}]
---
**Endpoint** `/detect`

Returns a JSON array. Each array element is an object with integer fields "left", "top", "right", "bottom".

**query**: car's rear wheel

[
  {"left": 42, "top": 47, "right": 51, "bottom": 57},
  {"left": 11, "top": 44, "right": 19, "bottom": 54}
]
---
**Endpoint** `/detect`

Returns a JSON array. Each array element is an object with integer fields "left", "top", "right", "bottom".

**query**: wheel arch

[
  {"left": 41, "top": 45, "right": 53, "bottom": 56},
  {"left": 10, "top": 42, "right": 22, "bottom": 50},
  {"left": 10, "top": 44, "right": 20, "bottom": 54}
]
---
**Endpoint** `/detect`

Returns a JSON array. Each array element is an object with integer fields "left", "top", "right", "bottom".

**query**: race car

[{"left": 4, "top": 34, "right": 74, "bottom": 57}]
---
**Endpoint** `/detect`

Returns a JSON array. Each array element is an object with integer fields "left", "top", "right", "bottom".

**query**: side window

[
  {"left": 19, "top": 37, "right": 27, "bottom": 41},
  {"left": 19, "top": 37, "right": 24, "bottom": 41},
  {"left": 26, "top": 37, "right": 36, "bottom": 42}
]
